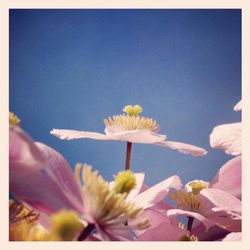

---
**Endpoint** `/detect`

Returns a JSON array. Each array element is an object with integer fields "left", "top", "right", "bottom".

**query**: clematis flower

[
  {"left": 51, "top": 105, "right": 207, "bottom": 170},
  {"left": 9, "top": 114, "right": 149, "bottom": 241},
  {"left": 210, "top": 100, "right": 241, "bottom": 155},
  {"left": 166, "top": 175, "right": 242, "bottom": 236},
  {"left": 74, "top": 164, "right": 149, "bottom": 241}
]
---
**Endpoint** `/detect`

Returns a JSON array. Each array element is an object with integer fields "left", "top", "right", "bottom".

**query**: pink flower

[
  {"left": 51, "top": 104, "right": 207, "bottom": 157},
  {"left": 9, "top": 120, "right": 150, "bottom": 241}
]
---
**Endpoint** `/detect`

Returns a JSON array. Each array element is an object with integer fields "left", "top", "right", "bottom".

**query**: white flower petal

[
  {"left": 156, "top": 141, "right": 207, "bottom": 156},
  {"left": 132, "top": 175, "right": 182, "bottom": 209},
  {"left": 51, "top": 128, "right": 166, "bottom": 144},
  {"left": 210, "top": 122, "right": 241, "bottom": 155}
]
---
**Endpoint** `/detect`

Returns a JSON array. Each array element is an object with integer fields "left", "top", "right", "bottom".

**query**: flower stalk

[{"left": 125, "top": 142, "right": 132, "bottom": 170}]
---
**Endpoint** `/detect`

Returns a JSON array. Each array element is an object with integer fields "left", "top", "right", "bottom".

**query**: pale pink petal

[
  {"left": 134, "top": 209, "right": 175, "bottom": 237},
  {"left": 35, "top": 142, "right": 84, "bottom": 213},
  {"left": 126, "top": 173, "right": 145, "bottom": 200},
  {"left": 51, "top": 129, "right": 109, "bottom": 140},
  {"left": 9, "top": 126, "right": 45, "bottom": 169},
  {"left": 132, "top": 175, "right": 182, "bottom": 209},
  {"left": 51, "top": 128, "right": 166, "bottom": 144},
  {"left": 166, "top": 209, "right": 215, "bottom": 230},
  {"left": 199, "top": 188, "right": 241, "bottom": 232},
  {"left": 233, "top": 100, "right": 242, "bottom": 111},
  {"left": 155, "top": 141, "right": 207, "bottom": 156},
  {"left": 10, "top": 164, "right": 83, "bottom": 215},
  {"left": 138, "top": 221, "right": 187, "bottom": 241},
  {"left": 222, "top": 232, "right": 241, "bottom": 241},
  {"left": 210, "top": 122, "right": 241, "bottom": 155},
  {"left": 210, "top": 156, "right": 241, "bottom": 199},
  {"left": 193, "top": 224, "right": 231, "bottom": 241}
]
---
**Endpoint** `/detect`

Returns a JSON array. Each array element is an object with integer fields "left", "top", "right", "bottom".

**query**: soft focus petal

[
  {"left": 51, "top": 128, "right": 166, "bottom": 144},
  {"left": 155, "top": 141, "right": 207, "bottom": 156},
  {"left": 210, "top": 122, "right": 241, "bottom": 155},
  {"left": 10, "top": 164, "right": 83, "bottom": 215},
  {"left": 35, "top": 142, "right": 84, "bottom": 213},
  {"left": 132, "top": 175, "right": 182, "bottom": 209},
  {"left": 166, "top": 209, "right": 214, "bottom": 231},
  {"left": 138, "top": 220, "right": 187, "bottom": 241},
  {"left": 210, "top": 156, "right": 241, "bottom": 199},
  {"left": 233, "top": 100, "right": 242, "bottom": 111},
  {"left": 9, "top": 127, "right": 84, "bottom": 215},
  {"left": 9, "top": 126, "right": 45, "bottom": 169},
  {"left": 222, "top": 232, "right": 241, "bottom": 241},
  {"left": 126, "top": 173, "right": 145, "bottom": 200},
  {"left": 199, "top": 188, "right": 241, "bottom": 232}
]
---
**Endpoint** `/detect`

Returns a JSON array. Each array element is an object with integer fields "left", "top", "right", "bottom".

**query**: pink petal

[
  {"left": 9, "top": 126, "right": 45, "bottom": 169},
  {"left": 132, "top": 175, "right": 182, "bottom": 209},
  {"left": 138, "top": 221, "right": 187, "bottom": 241},
  {"left": 210, "top": 122, "right": 241, "bottom": 155},
  {"left": 126, "top": 173, "right": 145, "bottom": 200},
  {"left": 35, "top": 142, "right": 84, "bottom": 213},
  {"left": 233, "top": 100, "right": 242, "bottom": 111},
  {"left": 51, "top": 128, "right": 166, "bottom": 144},
  {"left": 222, "top": 232, "right": 241, "bottom": 241},
  {"left": 10, "top": 164, "right": 83, "bottom": 215},
  {"left": 199, "top": 188, "right": 241, "bottom": 232},
  {"left": 210, "top": 156, "right": 241, "bottom": 199},
  {"left": 155, "top": 141, "right": 207, "bottom": 156},
  {"left": 166, "top": 209, "right": 215, "bottom": 230}
]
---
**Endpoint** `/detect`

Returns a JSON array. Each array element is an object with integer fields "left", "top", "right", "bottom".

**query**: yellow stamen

[
  {"left": 49, "top": 210, "right": 82, "bottom": 241},
  {"left": 103, "top": 104, "right": 159, "bottom": 133},
  {"left": 112, "top": 170, "right": 136, "bottom": 194},
  {"left": 75, "top": 164, "right": 149, "bottom": 230},
  {"left": 168, "top": 190, "right": 200, "bottom": 212},
  {"left": 9, "top": 112, "right": 20, "bottom": 126},
  {"left": 123, "top": 105, "right": 143, "bottom": 117}
]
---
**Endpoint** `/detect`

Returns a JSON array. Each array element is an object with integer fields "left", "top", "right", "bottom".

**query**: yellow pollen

[
  {"left": 9, "top": 112, "right": 20, "bottom": 126},
  {"left": 49, "top": 210, "right": 82, "bottom": 241},
  {"left": 185, "top": 180, "right": 208, "bottom": 195},
  {"left": 168, "top": 190, "right": 200, "bottom": 212},
  {"left": 123, "top": 104, "right": 143, "bottom": 117},
  {"left": 112, "top": 170, "right": 136, "bottom": 194}
]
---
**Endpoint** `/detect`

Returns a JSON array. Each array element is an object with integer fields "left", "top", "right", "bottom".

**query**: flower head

[
  {"left": 51, "top": 104, "right": 207, "bottom": 156},
  {"left": 75, "top": 164, "right": 149, "bottom": 240}
]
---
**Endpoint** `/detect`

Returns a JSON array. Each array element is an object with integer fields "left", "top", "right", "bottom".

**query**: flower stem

[
  {"left": 77, "top": 223, "right": 95, "bottom": 241},
  {"left": 187, "top": 216, "right": 194, "bottom": 233},
  {"left": 125, "top": 142, "right": 132, "bottom": 170}
]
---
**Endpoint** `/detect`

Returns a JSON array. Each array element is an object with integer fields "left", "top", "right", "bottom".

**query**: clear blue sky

[{"left": 10, "top": 9, "right": 241, "bottom": 186}]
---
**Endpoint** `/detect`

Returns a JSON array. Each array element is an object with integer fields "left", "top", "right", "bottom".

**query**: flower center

[
  {"left": 103, "top": 105, "right": 160, "bottom": 133},
  {"left": 112, "top": 170, "right": 136, "bottom": 194},
  {"left": 9, "top": 112, "right": 20, "bottom": 126},
  {"left": 185, "top": 180, "right": 208, "bottom": 195},
  {"left": 123, "top": 105, "right": 143, "bottom": 117},
  {"left": 168, "top": 190, "right": 201, "bottom": 212},
  {"left": 168, "top": 180, "right": 208, "bottom": 212}
]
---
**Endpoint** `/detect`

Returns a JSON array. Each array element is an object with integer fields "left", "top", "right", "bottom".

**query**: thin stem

[
  {"left": 77, "top": 223, "right": 95, "bottom": 241},
  {"left": 125, "top": 142, "right": 132, "bottom": 170},
  {"left": 187, "top": 216, "right": 194, "bottom": 233}
]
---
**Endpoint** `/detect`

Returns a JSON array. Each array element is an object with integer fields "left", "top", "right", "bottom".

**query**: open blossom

[
  {"left": 166, "top": 170, "right": 242, "bottom": 236},
  {"left": 51, "top": 105, "right": 207, "bottom": 156},
  {"left": 9, "top": 114, "right": 149, "bottom": 241}
]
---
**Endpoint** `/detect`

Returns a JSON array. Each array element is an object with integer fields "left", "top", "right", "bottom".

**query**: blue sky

[{"left": 10, "top": 9, "right": 241, "bottom": 186}]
